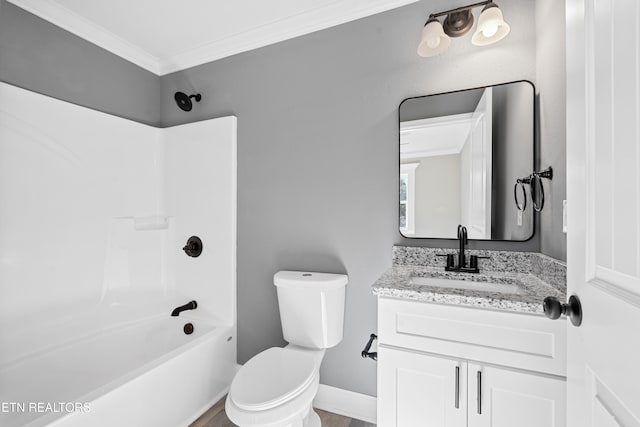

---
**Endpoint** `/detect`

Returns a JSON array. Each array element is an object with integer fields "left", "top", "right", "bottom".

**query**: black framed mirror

[{"left": 399, "top": 80, "right": 535, "bottom": 241}]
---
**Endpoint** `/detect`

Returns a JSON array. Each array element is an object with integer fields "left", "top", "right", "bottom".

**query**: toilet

[{"left": 225, "top": 270, "right": 348, "bottom": 427}]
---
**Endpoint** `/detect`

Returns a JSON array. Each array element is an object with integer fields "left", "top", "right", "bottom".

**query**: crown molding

[
  {"left": 7, "top": 0, "right": 163, "bottom": 74},
  {"left": 400, "top": 113, "right": 475, "bottom": 132},
  {"left": 8, "top": 0, "right": 418, "bottom": 76},
  {"left": 157, "top": 0, "right": 419, "bottom": 75}
]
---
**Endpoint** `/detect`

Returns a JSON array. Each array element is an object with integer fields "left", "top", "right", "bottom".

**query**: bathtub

[{"left": 0, "top": 310, "right": 236, "bottom": 427}]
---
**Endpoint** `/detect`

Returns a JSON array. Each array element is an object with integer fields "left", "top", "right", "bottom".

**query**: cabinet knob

[{"left": 543, "top": 295, "right": 582, "bottom": 327}]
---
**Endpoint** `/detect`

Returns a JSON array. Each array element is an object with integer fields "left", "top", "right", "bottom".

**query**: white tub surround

[{"left": 0, "top": 82, "right": 237, "bottom": 427}]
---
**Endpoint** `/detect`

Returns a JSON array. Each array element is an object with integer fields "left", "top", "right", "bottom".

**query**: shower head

[{"left": 174, "top": 92, "right": 202, "bottom": 112}]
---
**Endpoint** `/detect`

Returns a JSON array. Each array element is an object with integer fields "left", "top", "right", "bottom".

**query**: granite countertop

[{"left": 372, "top": 247, "right": 567, "bottom": 314}]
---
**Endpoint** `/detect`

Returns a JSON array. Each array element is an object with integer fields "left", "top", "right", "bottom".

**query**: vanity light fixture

[{"left": 417, "top": 1, "right": 510, "bottom": 57}]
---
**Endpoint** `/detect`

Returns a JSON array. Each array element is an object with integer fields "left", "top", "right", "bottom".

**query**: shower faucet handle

[{"left": 183, "top": 236, "right": 203, "bottom": 257}]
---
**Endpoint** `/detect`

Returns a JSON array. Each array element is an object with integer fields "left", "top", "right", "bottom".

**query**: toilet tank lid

[{"left": 274, "top": 271, "right": 348, "bottom": 290}]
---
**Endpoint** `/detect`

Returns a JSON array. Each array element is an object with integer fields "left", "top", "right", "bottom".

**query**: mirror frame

[{"left": 398, "top": 80, "right": 537, "bottom": 242}]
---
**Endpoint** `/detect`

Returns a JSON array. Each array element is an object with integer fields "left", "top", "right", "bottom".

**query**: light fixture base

[{"left": 443, "top": 9, "right": 474, "bottom": 37}]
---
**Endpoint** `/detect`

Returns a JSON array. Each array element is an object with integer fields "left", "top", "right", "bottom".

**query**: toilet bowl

[
  {"left": 226, "top": 271, "right": 348, "bottom": 427},
  {"left": 226, "top": 347, "right": 323, "bottom": 427}
]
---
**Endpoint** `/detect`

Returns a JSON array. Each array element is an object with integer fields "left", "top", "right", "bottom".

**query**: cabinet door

[
  {"left": 468, "top": 363, "right": 566, "bottom": 427},
  {"left": 378, "top": 346, "right": 467, "bottom": 427}
]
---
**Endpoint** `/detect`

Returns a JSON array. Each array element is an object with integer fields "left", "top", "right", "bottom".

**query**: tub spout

[{"left": 171, "top": 300, "right": 198, "bottom": 317}]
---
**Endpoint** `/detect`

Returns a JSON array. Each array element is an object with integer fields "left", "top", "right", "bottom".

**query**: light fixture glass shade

[
  {"left": 417, "top": 18, "right": 451, "bottom": 57},
  {"left": 471, "top": 4, "right": 510, "bottom": 46}
]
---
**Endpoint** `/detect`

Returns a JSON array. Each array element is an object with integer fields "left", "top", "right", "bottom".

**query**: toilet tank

[{"left": 274, "top": 271, "right": 348, "bottom": 349}]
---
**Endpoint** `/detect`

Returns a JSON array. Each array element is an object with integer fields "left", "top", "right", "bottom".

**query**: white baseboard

[{"left": 313, "top": 384, "right": 377, "bottom": 425}]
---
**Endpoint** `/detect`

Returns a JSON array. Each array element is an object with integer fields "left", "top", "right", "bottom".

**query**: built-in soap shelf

[
  {"left": 134, "top": 215, "right": 170, "bottom": 230},
  {"left": 114, "top": 215, "right": 171, "bottom": 230}
]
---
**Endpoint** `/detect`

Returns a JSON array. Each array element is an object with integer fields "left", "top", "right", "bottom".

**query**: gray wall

[
  {"left": 160, "top": 0, "right": 540, "bottom": 397},
  {"left": 536, "top": 0, "right": 567, "bottom": 261},
  {"left": 0, "top": 0, "right": 161, "bottom": 126}
]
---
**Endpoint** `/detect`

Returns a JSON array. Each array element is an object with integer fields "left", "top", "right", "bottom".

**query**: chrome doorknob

[{"left": 543, "top": 295, "right": 582, "bottom": 327}]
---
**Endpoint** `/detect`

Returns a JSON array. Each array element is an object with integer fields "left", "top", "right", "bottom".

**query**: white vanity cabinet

[
  {"left": 377, "top": 297, "right": 567, "bottom": 427},
  {"left": 466, "top": 363, "right": 565, "bottom": 427},
  {"left": 378, "top": 347, "right": 467, "bottom": 427}
]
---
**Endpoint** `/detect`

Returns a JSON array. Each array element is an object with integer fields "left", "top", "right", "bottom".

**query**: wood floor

[{"left": 190, "top": 396, "right": 373, "bottom": 427}]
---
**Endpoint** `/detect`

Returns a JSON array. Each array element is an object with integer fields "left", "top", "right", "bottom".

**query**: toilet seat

[
  {"left": 226, "top": 374, "right": 320, "bottom": 427},
  {"left": 230, "top": 347, "right": 317, "bottom": 411}
]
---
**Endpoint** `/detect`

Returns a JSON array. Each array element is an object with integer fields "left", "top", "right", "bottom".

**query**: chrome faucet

[{"left": 440, "top": 225, "right": 487, "bottom": 274}]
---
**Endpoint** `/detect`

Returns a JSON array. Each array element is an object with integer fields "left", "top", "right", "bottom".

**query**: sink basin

[{"left": 410, "top": 276, "right": 525, "bottom": 295}]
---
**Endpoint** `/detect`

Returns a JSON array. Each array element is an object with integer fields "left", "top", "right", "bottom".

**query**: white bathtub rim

[{"left": 0, "top": 306, "right": 228, "bottom": 371}]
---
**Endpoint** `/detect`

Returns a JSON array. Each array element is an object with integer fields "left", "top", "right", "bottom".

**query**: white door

[
  {"left": 566, "top": 0, "right": 640, "bottom": 425},
  {"left": 464, "top": 87, "right": 492, "bottom": 239},
  {"left": 467, "top": 363, "right": 566, "bottom": 427},
  {"left": 377, "top": 347, "right": 467, "bottom": 427}
]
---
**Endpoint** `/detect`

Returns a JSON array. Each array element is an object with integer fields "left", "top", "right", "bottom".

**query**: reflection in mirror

[{"left": 399, "top": 81, "right": 534, "bottom": 241}]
